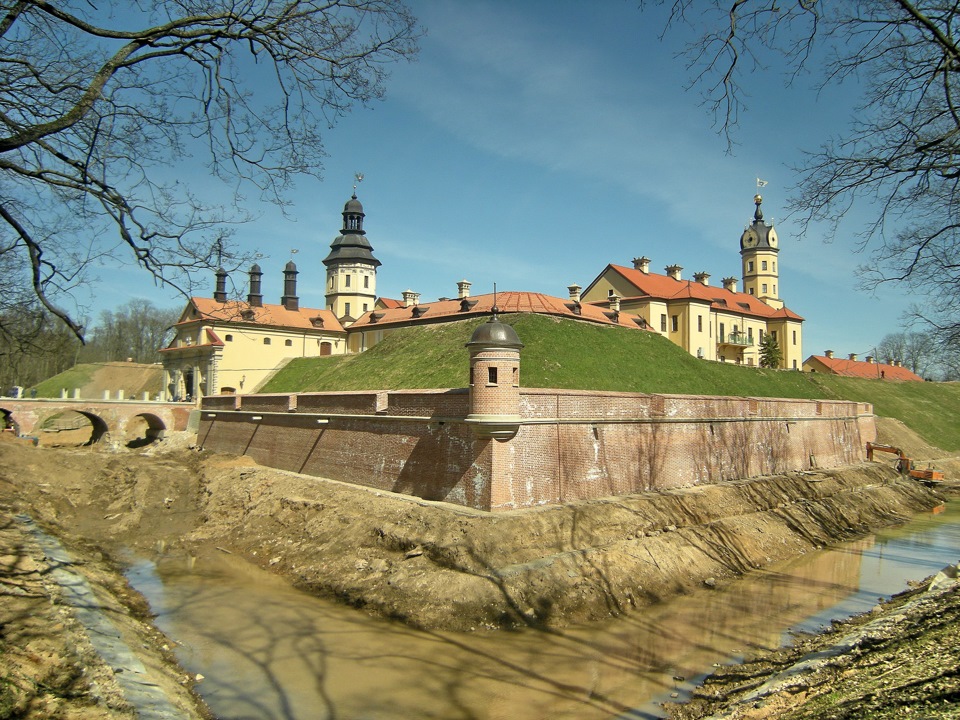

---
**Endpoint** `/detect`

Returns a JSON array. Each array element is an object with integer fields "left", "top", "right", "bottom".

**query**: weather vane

[
  {"left": 354, "top": 172, "right": 364, "bottom": 192},
  {"left": 290, "top": 248, "right": 299, "bottom": 257},
  {"left": 756, "top": 177, "right": 768, "bottom": 189}
]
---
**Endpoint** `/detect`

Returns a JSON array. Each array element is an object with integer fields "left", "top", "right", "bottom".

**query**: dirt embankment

[{"left": 0, "top": 419, "right": 955, "bottom": 717}]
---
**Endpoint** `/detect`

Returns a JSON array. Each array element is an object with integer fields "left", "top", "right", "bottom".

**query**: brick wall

[{"left": 198, "top": 389, "right": 876, "bottom": 512}]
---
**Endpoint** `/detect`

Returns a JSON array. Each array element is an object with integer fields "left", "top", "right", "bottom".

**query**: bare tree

[
  {"left": 647, "top": 1, "right": 960, "bottom": 341},
  {"left": 876, "top": 330, "right": 940, "bottom": 377},
  {"left": 82, "top": 299, "right": 179, "bottom": 363},
  {"left": 0, "top": 0, "right": 419, "bottom": 340}
]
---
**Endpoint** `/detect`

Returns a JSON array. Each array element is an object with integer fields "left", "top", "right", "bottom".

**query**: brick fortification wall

[{"left": 198, "top": 389, "right": 875, "bottom": 512}]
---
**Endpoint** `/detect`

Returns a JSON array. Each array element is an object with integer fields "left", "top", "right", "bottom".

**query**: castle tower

[
  {"left": 323, "top": 192, "right": 381, "bottom": 323},
  {"left": 465, "top": 311, "right": 523, "bottom": 440},
  {"left": 740, "top": 194, "right": 783, "bottom": 310}
]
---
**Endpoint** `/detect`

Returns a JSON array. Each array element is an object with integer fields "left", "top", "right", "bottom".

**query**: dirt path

[{"left": 0, "top": 431, "right": 954, "bottom": 717}]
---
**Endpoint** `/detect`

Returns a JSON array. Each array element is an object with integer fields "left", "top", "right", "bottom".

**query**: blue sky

[{"left": 98, "top": 0, "right": 917, "bottom": 359}]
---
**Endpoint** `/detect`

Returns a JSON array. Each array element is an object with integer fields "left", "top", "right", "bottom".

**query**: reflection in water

[{"left": 126, "top": 503, "right": 960, "bottom": 720}]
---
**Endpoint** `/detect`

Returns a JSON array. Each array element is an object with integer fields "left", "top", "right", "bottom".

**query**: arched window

[{"left": 263, "top": 337, "right": 271, "bottom": 345}]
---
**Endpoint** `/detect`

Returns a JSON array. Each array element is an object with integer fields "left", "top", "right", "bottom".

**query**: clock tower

[{"left": 740, "top": 194, "right": 782, "bottom": 310}]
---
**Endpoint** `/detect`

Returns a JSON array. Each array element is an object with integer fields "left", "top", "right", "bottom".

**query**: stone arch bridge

[{"left": 0, "top": 399, "right": 194, "bottom": 446}]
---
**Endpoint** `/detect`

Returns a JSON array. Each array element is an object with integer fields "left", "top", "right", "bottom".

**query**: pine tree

[{"left": 759, "top": 334, "right": 782, "bottom": 369}]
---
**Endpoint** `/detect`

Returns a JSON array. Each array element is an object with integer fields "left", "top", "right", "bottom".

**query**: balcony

[{"left": 718, "top": 332, "right": 753, "bottom": 348}]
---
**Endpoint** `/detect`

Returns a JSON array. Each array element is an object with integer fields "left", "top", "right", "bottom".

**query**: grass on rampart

[
  {"left": 30, "top": 365, "right": 97, "bottom": 397},
  {"left": 262, "top": 314, "right": 960, "bottom": 451}
]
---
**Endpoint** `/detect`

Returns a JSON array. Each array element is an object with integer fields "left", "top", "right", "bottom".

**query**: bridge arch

[
  {"left": 36, "top": 409, "right": 110, "bottom": 446},
  {"left": 0, "top": 407, "right": 19, "bottom": 435},
  {"left": 125, "top": 413, "right": 167, "bottom": 448}
]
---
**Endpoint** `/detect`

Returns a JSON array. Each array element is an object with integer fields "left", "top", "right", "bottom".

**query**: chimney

[
  {"left": 247, "top": 263, "right": 263, "bottom": 307},
  {"left": 866, "top": 356, "right": 874, "bottom": 364},
  {"left": 214, "top": 268, "right": 228, "bottom": 303},
  {"left": 896, "top": 360, "right": 903, "bottom": 367},
  {"left": 281, "top": 261, "right": 299, "bottom": 311},
  {"left": 665, "top": 264, "right": 683, "bottom": 281},
  {"left": 402, "top": 289, "right": 420, "bottom": 307},
  {"left": 567, "top": 283, "right": 581, "bottom": 302},
  {"left": 608, "top": 293, "right": 621, "bottom": 312},
  {"left": 693, "top": 271, "right": 711, "bottom": 286},
  {"left": 849, "top": 353, "right": 858, "bottom": 361},
  {"left": 633, "top": 256, "right": 651, "bottom": 274},
  {"left": 722, "top": 276, "right": 738, "bottom": 293},
  {"left": 825, "top": 350, "right": 834, "bottom": 359},
  {"left": 457, "top": 279, "right": 472, "bottom": 299}
]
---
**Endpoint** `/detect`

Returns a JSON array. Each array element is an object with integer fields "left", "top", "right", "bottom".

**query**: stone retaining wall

[{"left": 197, "top": 389, "right": 875, "bottom": 511}]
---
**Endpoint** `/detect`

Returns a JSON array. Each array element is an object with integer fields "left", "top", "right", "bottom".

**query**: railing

[{"left": 719, "top": 332, "right": 753, "bottom": 347}]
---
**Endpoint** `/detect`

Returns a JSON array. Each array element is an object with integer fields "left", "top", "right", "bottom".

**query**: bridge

[{"left": 0, "top": 398, "right": 194, "bottom": 447}]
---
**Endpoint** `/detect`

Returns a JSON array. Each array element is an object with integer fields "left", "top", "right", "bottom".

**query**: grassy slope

[
  {"left": 262, "top": 314, "right": 960, "bottom": 451},
  {"left": 30, "top": 365, "right": 96, "bottom": 397}
]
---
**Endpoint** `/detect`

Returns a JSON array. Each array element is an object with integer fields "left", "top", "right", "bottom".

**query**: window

[
  {"left": 773, "top": 262, "right": 777, "bottom": 272},
  {"left": 660, "top": 314, "right": 667, "bottom": 332},
  {"left": 772, "top": 331, "right": 778, "bottom": 341},
  {"left": 697, "top": 315, "right": 703, "bottom": 332},
  {"left": 748, "top": 261, "right": 754, "bottom": 272},
  {"left": 720, "top": 322, "right": 725, "bottom": 340},
  {"left": 747, "top": 327, "right": 753, "bottom": 342},
  {"left": 671, "top": 315, "right": 678, "bottom": 332},
  {"left": 488, "top": 366, "right": 498, "bottom": 384},
  {"left": 363, "top": 303, "right": 368, "bottom": 312},
  {"left": 758, "top": 329, "right": 764, "bottom": 341},
  {"left": 773, "top": 284, "right": 777, "bottom": 295},
  {"left": 749, "top": 288, "right": 755, "bottom": 295},
  {"left": 345, "top": 274, "right": 351, "bottom": 287},
  {"left": 263, "top": 337, "right": 271, "bottom": 345},
  {"left": 344, "top": 302, "right": 351, "bottom": 317},
  {"left": 761, "top": 261, "right": 768, "bottom": 271},
  {"left": 762, "top": 283, "right": 768, "bottom": 294},
  {"left": 225, "top": 334, "right": 233, "bottom": 342},
  {"left": 284, "top": 339, "right": 293, "bottom": 347},
  {"left": 364, "top": 275, "right": 369, "bottom": 289},
  {"left": 792, "top": 330, "right": 797, "bottom": 345}
]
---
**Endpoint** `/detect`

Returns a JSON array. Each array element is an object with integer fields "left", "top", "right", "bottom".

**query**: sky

[{"left": 97, "top": 0, "right": 919, "bottom": 359}]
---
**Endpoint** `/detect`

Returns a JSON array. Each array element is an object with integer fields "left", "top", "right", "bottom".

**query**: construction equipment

[{"left": 865, "top": 442, "right": 945, "bottom": 482}]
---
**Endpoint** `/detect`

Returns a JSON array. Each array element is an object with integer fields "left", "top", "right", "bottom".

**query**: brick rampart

[{"left": 198, "top": 389, "right": 876, "bottom": 512}]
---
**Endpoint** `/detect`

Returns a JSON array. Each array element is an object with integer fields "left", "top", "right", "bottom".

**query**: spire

[{"left": 322, "top": 191, "right": 381, "bottom": 268}]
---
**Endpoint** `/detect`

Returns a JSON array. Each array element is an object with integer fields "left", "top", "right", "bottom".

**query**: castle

[{"left": 162, "top": 192, "right": 804, "bottom": 400}]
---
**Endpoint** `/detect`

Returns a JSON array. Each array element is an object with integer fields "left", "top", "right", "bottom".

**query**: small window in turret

[
  {"left": 488, "top": 367, "right": 498, "bottom": 385},
  {"left": 513, "top": 367, "right": 518, "bottom": 386},
  {"left": 748, "top": 261, "right": 754, "bottom": 272},
  {"left": 762, "top": 261, "right": 768, "bottom": 271}
]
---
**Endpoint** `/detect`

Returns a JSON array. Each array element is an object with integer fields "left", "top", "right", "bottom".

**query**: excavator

[{"left": 866, "top": 442, "right": 945, "bottom": 483}]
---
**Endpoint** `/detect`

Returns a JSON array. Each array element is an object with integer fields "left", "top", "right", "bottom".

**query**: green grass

[
  {"left": 262, "top": 314, "right": 960, "bottom": 452},
  {"left": 30, "top": 364, "right": 96, "bottom": 398}
]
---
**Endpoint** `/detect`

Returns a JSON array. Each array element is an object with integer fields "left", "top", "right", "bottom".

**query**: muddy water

[{"left": 126, "top": 503, "right": 960, "bottom": 720}]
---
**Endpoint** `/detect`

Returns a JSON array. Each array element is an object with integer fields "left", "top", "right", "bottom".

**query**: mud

[{"left": 0, "top": 414, "right": 954, "bottom": 717}]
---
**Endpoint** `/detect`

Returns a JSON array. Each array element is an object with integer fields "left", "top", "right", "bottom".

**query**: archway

[
  {"left": 0, "top": 408, "right": 19, "bottom": 437},
  {"left": 36, "top": 410, "right": 109, "bottom": 447},
  {"left": 125, "top": 413, "right": 167, "bottom": 448}
]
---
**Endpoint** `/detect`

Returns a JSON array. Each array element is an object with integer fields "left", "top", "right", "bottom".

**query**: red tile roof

[
  {"left": 376, "top": 297, "right": 405, "bottom": 309},
  {"left": 597, "top": 264, "right": 804, "bottom": 321},
  {"left": 804, "top": 355, "right": 924, "bottom": 381},
  {"left": 348, "top": 291, "right": 654, "bottom": 331},
  {"left": 179, "top": 298, "right": 346, "bottom": 333}
]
